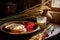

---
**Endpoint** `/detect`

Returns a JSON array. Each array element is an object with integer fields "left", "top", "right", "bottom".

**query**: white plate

[{"left": 46, "top": 24, "right": 60, "bottom": 39}]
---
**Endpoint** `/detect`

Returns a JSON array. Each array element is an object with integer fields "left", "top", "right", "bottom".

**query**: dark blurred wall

[{"left": 0, "top": 0, "right": 42, "bottom": 18}]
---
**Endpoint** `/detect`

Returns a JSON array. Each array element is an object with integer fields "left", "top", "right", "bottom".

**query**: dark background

[{"left": 0, "top": 0, "right": 41, "bottom": 18}]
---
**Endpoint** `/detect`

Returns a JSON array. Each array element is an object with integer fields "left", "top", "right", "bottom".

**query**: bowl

[{"left": 0, "top": 21, "right": 40, "bottom": 35}]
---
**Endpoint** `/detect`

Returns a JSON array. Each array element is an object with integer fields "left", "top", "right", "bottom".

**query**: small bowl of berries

[{"left": 0, "top": 21, "right": 40, "bottom": 35}]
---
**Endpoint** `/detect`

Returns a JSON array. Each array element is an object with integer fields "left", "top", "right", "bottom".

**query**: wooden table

[
  {"left": 0, "top": 28, "right": 43, "bottom": 40},
  {"left": 0, "top": 4, "right": 44, "bottom": 40},
  {"left": 0, "top": 4, "right": 60, "bottom": 40}
]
